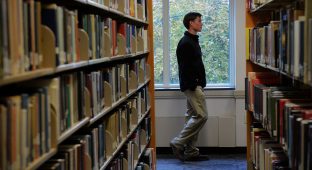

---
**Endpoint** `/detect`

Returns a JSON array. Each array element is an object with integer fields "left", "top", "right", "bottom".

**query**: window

[{"left": 153, "top": 0, "right": 235, "bottom": 89}]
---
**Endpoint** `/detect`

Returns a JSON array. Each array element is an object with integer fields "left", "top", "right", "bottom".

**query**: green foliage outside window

[{"left": 153, "top": 0, "right": 230, "bottom": 86}]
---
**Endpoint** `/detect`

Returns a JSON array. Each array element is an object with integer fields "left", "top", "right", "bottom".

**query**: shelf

[
  {"left": 109, "top": 8, "right": 125, "bottom": 16},
  {"left": 124, "top": 15, "right": 148, "bottom": 25},
  {"left": 26, "top": 148, "right": 57, "bottom": 170},
  {"left": 58, "top": 117, "right": 90, "bottom": 144},
  {"left": 88, "top": 57, "right": 111, "bottom": 65},
  {"left": 249, "top": 60, "right": 305, "bottom": 85},
  {"left": 110, "top": 55, "right": 128, "bottom": 61},
  {"left": 86, "top": 0, "right": 109, "bottom": 11},
  {"left": 0, "top": 53, "right": 149, "bottom": 88},
  {"left": 89, "top": 79, "right": 150, "bottom": 124},
  {"left": 250, "top": 60, "right": 279, "bottom": 72},
  {"left": 250, "top": 0, "right": 293, "bottom": 13},
  {"left": 100, "top": 106, "right": 151, "bottom": 170},
  {"left": 55, "top": 61, "right": 89, "bottom": 73},
  {"left": 71, "top": 0, "right": 148, "bottom": 25},
  {"left": 0, "top": 68, "right": 54, "bottom": 87},
  {"left": 74, "top": 0, "right": 87, "bottom": 4},
  {"left": 134, "top": 139, "right": 150, "bottom": 169},
  {"left": 90, "top": 96, "right": 128, "bottom": 124},
  {"left": 134, "top": 51, "right": 149, "bottom": 57}
]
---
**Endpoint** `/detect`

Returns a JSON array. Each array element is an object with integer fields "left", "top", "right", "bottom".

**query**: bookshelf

[
  {"left": 245, "top": 0, "right": 312, "bottom": 169},
  {"left": 249, "top": 0, "right": 293, "bottom": 13},
  {"left": 0, "top": 0, "right": 156, "bottom": 170}
]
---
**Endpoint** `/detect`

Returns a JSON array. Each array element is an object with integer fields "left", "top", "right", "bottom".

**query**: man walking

[{"left": 170, "top": 12, "right": 209, "bottom": 162}]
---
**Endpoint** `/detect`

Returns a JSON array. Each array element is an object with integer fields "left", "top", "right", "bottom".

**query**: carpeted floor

[{"left": 156, "top": 154, "right": 247, "bottom": 170}]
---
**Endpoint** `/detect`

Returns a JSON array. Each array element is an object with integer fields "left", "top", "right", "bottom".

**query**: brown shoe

[
  {"left": 169, "top": 141, "right": 185, "bottom": 162},
  {"left": 185, "top": 154, "right": 210, "bottom": 161}
]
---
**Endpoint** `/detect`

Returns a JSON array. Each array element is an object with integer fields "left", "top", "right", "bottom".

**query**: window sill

[{"left": 155, "top": 88, "right": 244, "bottom": 99}]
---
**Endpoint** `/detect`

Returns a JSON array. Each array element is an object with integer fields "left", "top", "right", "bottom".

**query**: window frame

[{"left": 154, "top": 0, "right": 236, "bottom": 90}]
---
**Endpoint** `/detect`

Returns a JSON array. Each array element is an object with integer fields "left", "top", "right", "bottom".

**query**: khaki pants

[{"left": 174, "top": 86, "right": 208, "bottom": 158}]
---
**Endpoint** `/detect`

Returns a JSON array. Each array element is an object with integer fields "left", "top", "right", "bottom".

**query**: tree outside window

[{"left": 153, "top": 0, "right": 232, "bottom": 88}]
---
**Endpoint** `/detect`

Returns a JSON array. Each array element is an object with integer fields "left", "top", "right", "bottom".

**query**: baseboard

[{"left": 156, "top": 147, "right": 246, "bottom": 155}]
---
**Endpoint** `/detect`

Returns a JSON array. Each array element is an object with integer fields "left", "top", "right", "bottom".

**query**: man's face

[{"left": 190, "top": 17, "right": 202, "bottom": 32}]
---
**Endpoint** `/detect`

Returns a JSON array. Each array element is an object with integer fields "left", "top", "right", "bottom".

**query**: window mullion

[
  {"left": 230, "top": 0, "right": 235, "bottom": 87},
  {"left": 162, "top": 0, "right": 170, "bottom": 87}
]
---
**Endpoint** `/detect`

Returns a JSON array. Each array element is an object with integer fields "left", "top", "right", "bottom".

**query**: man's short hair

[{"left": 183, "top": 12, "right": 202, "bottom": 29}]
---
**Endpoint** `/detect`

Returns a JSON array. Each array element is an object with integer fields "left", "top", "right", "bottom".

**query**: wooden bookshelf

[
  {"left": 26, "top": 149, "right": 58, "bottom": 170},
  {"left": 146, "top": 1, "right": 156, "bottom": 164},
  {"left": 55, "top": 61, "right": 89, "bottom": 73},
  {"left": 90, "top": 79, "right": 150, "bottom": 124},
  {"left": 0, "top": 0, "right": 155, "bottom": 169},
  {"left": 250, "top": 0, "right": 293, "bottom": 13},
  {"left": 88, "top": 57, "right": 111, "bottom": 65},
  {"left": 86, "top": 0, "right": 108, "bottom": 10},
  {"left": 0, "top": 68, "right": 54, "bottom": 87},
  {"left": 0, "top": 53, "right": 149, "bottom": 88},
  {"left": 58, "top": 117, "right": 90, "bottom": 144},
  {"left": 245, "top": 0, "right": 312, "bottom": 169},
  {"left": 100, "top": 106, "right": 151, "bottom": 170}
]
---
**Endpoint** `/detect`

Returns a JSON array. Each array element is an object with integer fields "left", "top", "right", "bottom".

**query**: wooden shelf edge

[
  {"left": 58, "top": 117, "right": 90, "bottom": 144},
  {"left": 127, "top": 79, "right": 150, "bottom": 98},
  {"left": 110, "top": 55, "right": 127, "bottom": 61},
  {"left": 74, "top": 0, "right": 87, "bottom": 4},
  {"left": 249, "top": 60, "right": 306, "bottom": 85},
  {"left": 81, "top": 1, "right": 147, "bottom": 25},
  {"left": 90, "top": 80, "right": 149, "bottom": 125},
  {"left": 86, "top": 0, "right": 108, "bottom": 11},
  {"left": 0, "top": 68, "right": 54, "bottom": 87},
  {"left": 134, "top": 139, "right": 151, "bottom": 169},
  {"left": 89, "top": 96, "right": 127, "bottom": 124},
  {"left": 26, "top": 148, "right": 57, "bottom": 170},
  {"left": 100, "top": 106, "right": 151, "bottom": 170},
  {"left": 87, "top": 52, "right": 148, "bottom": 65},
  {"left": 124, "top": 15, "right": 148, "bottom": 25},
  {"left": 250, "top": 0, "right": 292, "bottom": 13},
  {"left": 109, "top": 8, "right": 125, "bottom": 16},
  {"left": 55, "top": 61, "right": 89, "bottom": 73},
  {"left": 88, "top": 57, "right": 111, "bottom": 65},
  {"left": 89, "top": 107, "right": 108, "bottom": 125}
]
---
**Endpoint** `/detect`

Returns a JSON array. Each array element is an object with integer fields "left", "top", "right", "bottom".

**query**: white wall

[{"left": 155, "top": 0, "right": 246, "bottom": 147}]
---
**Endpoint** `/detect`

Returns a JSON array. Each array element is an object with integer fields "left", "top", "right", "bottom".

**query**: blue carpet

[{"left": 156, "top": 154, "right": 247, "bottom": 170}]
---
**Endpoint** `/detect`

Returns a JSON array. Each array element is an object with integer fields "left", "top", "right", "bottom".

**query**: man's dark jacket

[{"left": 176, "top": 31, "right": 206, "bottom": 92}]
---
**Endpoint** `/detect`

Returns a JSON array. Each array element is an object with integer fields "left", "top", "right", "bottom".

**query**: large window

[{"left": 153, "top": 0, "right": 235, "bottom": 89}]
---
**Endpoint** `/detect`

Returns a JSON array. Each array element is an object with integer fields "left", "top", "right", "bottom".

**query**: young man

[{"left": 170, "top": 12, "right": 209, "bottom": 162}]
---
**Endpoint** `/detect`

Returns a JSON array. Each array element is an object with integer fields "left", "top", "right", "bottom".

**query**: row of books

[
  {"left": 37, "top": 111, "right": 152, "bottom": 170},
  {"left": 0, "top": 67, "right": 150, "bottom": 170},
  {"left": 0, "top": 0, "right": 45, "bottom": 77},
  {"left": 0, "top": 85, "right": 55, "bottom": 170},
  {"left": 251, "top": 118, "right": 312, "bottom": 170},
  {"left": 106, "top": 118, "right": 152, "bottom": 170},
  {"left": 247, "top": 72, "right": 312, "bottom": 169},
  {"left": 246, "top": 72, "right": 312, "bottom": 138},
  {"left": 80, "top": 13, "right": 148, "bottom": 59},
  {"left": 246, "top": 7, "right": 312, "bottom": 81},
  {"left": 0, "top": 0, "right": 149, "bottom": 79},
  {"left": 134, "top": 148, "right": 155, "bottom": 170},
  {"left": 251, "top": 123, "right": 289, "bottom": 170},
  {"left": 54, "top": 57, "right": 149, "bottom": 126},
  {"left": 105, "top": 147, "right": 154, "bottom": 170},
  {"left": 89, "top": 0, "right": 148, "bottom": 21}
]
